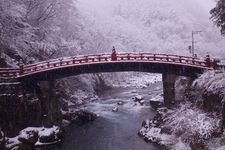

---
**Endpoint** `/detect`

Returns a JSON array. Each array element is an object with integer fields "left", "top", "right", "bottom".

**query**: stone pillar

[
  {"left": 162, "top": 73, "right": 177, "bottom": 107},
  {"left": 44, "top": 80, "right": 62, "bottom": 128}
]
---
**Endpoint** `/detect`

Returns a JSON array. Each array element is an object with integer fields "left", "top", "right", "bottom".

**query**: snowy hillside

[{"left": 77, "top": 0, "right": 225, "bottom": 57}]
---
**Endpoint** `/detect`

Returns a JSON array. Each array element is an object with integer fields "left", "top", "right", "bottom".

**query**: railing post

[
  {"left": 19, "top": 59, "right": 24, "bottom": 75},
  {"left": 140, "top": 54, "right": 143, "bottom": 60},
  {"left": 179, "top": 56, "right": 182, "bottom": 63},
  {"left": 72, "top": 57, "right": 76, "bottom": 64},
  {"left": 153, "top": 54, "right": 156, "bottom": 61},
  {"left": 127, "top": 54, "right": 130, "bottom": 60},
  {"left": 85, "top": 56, "right": 88, "bottom": 63},
  {"left": 60, "top": 58, "right": 63, "bottom": 66},
  {"left": 34, "top": 65, "right": 37, "bottom": 71},
  {"left": 47, "top": 62, "right": 50, "bottom": 68}
]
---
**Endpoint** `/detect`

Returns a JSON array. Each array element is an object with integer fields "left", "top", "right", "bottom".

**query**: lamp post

[{"left": 191, "top": 30, "right": 202, "bottom": 57}]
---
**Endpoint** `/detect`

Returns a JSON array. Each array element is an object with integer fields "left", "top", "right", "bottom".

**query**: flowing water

[{"left": 38, "top": 82, "right": 165, "bottom": 150}]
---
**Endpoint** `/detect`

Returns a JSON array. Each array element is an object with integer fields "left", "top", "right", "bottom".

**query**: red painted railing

[{"left": 0, "top": 53, "right": 214, "bottom": 78}]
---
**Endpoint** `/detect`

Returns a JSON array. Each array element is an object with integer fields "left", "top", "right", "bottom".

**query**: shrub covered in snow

[
  {"left": 189, "top": 71, "right": 225, "bottom": 112},
  {"left": 139, "top": 104, "right": 221, "bottom": 149},
  {"left": 160, "top": 104, "right": 221, "bottom": 139},
  {"left": 193, "top": 71, "right": 225, "bottom": 99}
]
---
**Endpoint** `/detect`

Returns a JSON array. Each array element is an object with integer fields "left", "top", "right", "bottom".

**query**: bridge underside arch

[
  {"left": 18, "top": 61, "right": 205, "bottom": 82},
  {"left": 16, "top": 61, "right": 207, "bottom": 107}
]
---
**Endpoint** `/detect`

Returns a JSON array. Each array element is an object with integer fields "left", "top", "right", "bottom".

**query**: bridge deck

[{"left": 0, "top": 53, "right": 213, "bottom": 79}]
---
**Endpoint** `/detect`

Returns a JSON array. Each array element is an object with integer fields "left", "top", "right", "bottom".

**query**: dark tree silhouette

[{"left": 210, "top": 0, "right": 225, "bottom": 35}]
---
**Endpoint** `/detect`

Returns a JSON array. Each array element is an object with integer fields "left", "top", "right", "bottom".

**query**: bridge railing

[
  {"left": 0, "top": 68, "right": 20, "bottom": 78},
  {"left": 0, "top": 53, "right": 212, "bottom": 78},
  {"left": 116, "top": 53, "right": 206, "bottom": 66}
]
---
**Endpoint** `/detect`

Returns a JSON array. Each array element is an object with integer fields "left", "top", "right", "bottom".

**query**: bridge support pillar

[{"left": 162, "top": 73, "right": 177, "bottom": 107}]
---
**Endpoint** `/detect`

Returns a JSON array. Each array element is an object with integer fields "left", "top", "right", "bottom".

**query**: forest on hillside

[{"left": 0, "top": 0, "right": 225, "bottom": 66}]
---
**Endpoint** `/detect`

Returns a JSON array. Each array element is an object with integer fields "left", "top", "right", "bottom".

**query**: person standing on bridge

[
  {"left": 205, "top": 54, "right": 211, "bottom": 68},
  {"left": 205, "top": 54, "right": 220, "bottom": 69},
  {"left": 111, "top": 46, "right": 117, "bottom": 61}
]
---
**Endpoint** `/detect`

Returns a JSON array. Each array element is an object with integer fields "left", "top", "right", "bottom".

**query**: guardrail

[{"left": 0, "top": 53, "right": 213, "bottom": 79}]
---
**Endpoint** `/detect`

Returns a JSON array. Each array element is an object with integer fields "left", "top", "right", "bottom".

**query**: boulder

[
  {"left": 18, "top": 130, "right": 38, "bottom": 145},
  {"left": 62, "top": 111, "right": 78, "bottom": 122},
  {"left": 0, "top": 129, "right": 6, "bottom": 149},
  {"left": 117, "top": 101, "right": 124, "bottom": 105},
  {"left": 39, "top": 131, "right": 56, "bottom": 143},
  {"left": 39, "top": 127, "right": 62, "bottom": 144},
  {"left": 134, "top": 95, "right": 144, "bottom": 102},
  {"left": 139, "top": 100, "right": 145, "bottom": 105},
  {"left": 17, "top": 130, "right": 39, "bottom": 149},
  {"left": 112, "top": 107, "right": 119, "bottom": 112},
  {"left": 77, "top": 110, "right": 97, "bottom": 121},
  {"left": 149, "top": 94, "right": 164, "bottom": 109},
  {"left": 150, "top": 101, "right": 163, "bottom": 109}
]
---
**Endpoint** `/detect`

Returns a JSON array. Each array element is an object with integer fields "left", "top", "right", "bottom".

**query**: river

[{"left": 38, "top": 82, "right": 165, "bottom": 150}]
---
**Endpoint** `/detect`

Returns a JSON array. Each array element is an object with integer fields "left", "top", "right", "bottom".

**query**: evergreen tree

[{"left": 210, "top": 0, "right": 225, "bottom": 35}]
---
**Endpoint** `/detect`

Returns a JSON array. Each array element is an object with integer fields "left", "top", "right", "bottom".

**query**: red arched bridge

[{"left": 0, "top": 53, "right": 217, "bottom": 81}]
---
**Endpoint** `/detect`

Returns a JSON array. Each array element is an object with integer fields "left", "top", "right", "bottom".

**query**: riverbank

[{"left": 139, "top": 71, "right": 225, "bottom": 150}]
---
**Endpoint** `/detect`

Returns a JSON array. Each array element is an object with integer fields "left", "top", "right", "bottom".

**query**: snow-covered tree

[
  {"left": 0, "top": 0, "right": 85, "bottom": 63},
  {"left": 210, "top": 0, "right": 225, "bottom": 35}
]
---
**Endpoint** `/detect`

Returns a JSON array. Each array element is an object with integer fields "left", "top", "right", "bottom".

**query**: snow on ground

[{"left": 105, "top": 72, "right": 162, "bottom": 88}]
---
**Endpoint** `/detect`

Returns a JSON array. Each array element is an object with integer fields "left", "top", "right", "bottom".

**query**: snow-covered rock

[
  {"left": 18, "top": 129, "right": 38, "bottom": 145},
  {"left": 139, "top": 100, "right": 145, "bottom": 105},
  {"left": 6, "top": 126, "right": 62, "bottom": 149},
  {"left": 134, "top": 95, "right": 144, "bottom": 102},
  {"left": 117, "top": 101, "right": 124, "bottom": 105},
  {"left": 139, "top": 122, "right": 176, "bottom": 148},
  {"left": 133, "top": 95, "right": 146, "bottom": 106},
  {"left": 150, "top": 94, "right": 164, "bottom": 109},
  {"left": 112, "top": 107, "right": 119, "bottom": 112}
]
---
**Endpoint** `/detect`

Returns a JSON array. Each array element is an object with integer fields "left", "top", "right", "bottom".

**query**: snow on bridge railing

[{"left": 0, "top": 53, "right": 215, "bottom": 79}]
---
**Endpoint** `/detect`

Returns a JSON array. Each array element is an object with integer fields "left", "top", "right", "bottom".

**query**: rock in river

[
  {"left": 77, "top": 109, "right": 97, "bottom": 121},
  {"left": 134, "top": 95, "right": 144, "bottom": 102},
  {"left": 112, "top": 107, "right": 119, "bottom": 112}
]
